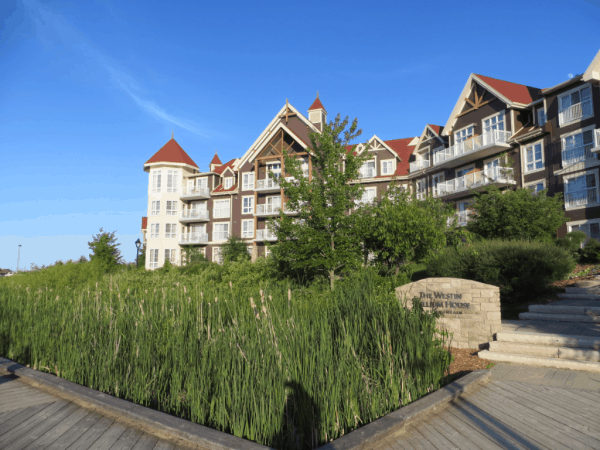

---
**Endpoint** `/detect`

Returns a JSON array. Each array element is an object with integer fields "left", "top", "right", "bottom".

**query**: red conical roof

[
  {"left": 145, "top": 138, "right": 198, "bottom": 168},
  {"left": 308, "top": 96, "right": 325, "bottom": 111},
  {"left": 210, "top": 152, "right": 222, "bottom": 165}
]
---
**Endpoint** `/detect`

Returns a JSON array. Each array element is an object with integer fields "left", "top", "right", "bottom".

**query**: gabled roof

[
  {"left": 214, "top": 159, "right": 237, "bottom": 175},
  {"left": 583, "top": 48, "right": 600, "bottom": 82},
  {"left": 212, "top": 184, "right": 238, "bottom": 194},
  {"left": 145, "top": 138, "right": 198, "bottom": 168},
  {"left": 210, "top": 153, "right": 222, "bottom": 165},
  {"left": 474, "top": 74, "right": 542, "bottom": 105},
  {"left": 308, "top": 95, "right": 326, "bottom": 111},
  {"left": 428, "top": 124, "right": 443, "bottom": 135},
  {"left": 384, "top": 138, "right": 418, "bottom": 176},
  {"left": 141, "top": 217, "right": 147, "bottom": 230}
]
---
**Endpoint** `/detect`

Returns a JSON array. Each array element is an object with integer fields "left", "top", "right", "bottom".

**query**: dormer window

[
  {"left": 224, "top": 177, "right": 234, "bottom": 189},
  {"left": 537, "top": 108, "right": 547, "bottom": 126},
  {"left": 381, "top": 160, "right": 395, "bottom": 176}
]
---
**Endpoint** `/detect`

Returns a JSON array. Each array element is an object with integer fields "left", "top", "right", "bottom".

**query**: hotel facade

[{"left": 142, "top": 50, "right": 600, "bottom": 269}]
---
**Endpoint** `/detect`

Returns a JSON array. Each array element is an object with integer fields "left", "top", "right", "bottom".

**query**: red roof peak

[
  {"left": 473, "top": 74, "right": 542, "bottom": 104},
  {"left": 308, "top": 93, "right": 325, "bottom": 111},
  {"left": 145, "top": 138, "right": 198, "bottom": 168},
  {"left": 210, "top": 151, "right": 222, "bottom": 165}
]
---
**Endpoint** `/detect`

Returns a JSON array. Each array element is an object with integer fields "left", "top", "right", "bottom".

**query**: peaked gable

[
  {"left": 145, "top": 138, "right": 198, "bottom": 168},
  {"left": 384, "top": 138, "right": 417, "bottom": 176},
  {"left": 474, "top": 74, "right": 542, "bottom": 105}
]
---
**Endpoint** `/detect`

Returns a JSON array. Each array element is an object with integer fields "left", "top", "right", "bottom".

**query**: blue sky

[{"left": 1, "top": 0, "right": 600, "bottom": 269}]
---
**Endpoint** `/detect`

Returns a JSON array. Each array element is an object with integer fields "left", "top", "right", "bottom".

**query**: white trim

[
  {"left": 564, "top": 168, "right": 600, "bottom": 210},
  {"left": 559, "top": 124, "right": 597, "bottom": 140},
  {"left": 521, "top": 139, "right": 545, "bottom": 174},
  {"left": 558, "top": 82, "right": 594, "bottom": 127},
  {"left": 241, "top": 219, "right": 254, "bottom": 239},
  {"left": 481, "top": 111, "right": 506, "bottom": 134},
  {"left": 455, "top": 164, "right": 475, "bottom": 178},
  {"left": 380, "top": 159, "right": 396, "bottom": 176},
  {"left": 583, "top": 49, "right": 600, "bottom": 82},
  {"left": 241, "top": 172, "right": 255, "bottom": 191},
  {"left": 241, "top": 195, "right": 254, "bottom": 215}
]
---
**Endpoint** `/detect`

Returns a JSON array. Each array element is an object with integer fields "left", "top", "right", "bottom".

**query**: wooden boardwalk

[
  {"left": 375, "top": 365, "right": 600, "bottom": 450},
  {"left": 0, "top": 375, "right": 182, "bottom": 450}
]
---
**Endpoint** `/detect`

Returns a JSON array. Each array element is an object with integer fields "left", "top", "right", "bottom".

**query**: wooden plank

[
  {"left": 44, "top": 412, "right": 103, "bottom": 450},
  {"left": 0, "top": 398, "right": 57, "bottom": 414},
  {"left": 0, "top": 391, "right": 55, "bottom": 405},
  {"left": 438, "top": 406, "right": 506, "bottom": 450},
  {"left": 0, "top": 409, "right": 27, "bottom": 426},
  {"left": 0, "top": 403, "right": 53, "bottom": 430},
  {"left": 60, "top": 416, "right": 113, "bottom": 450},
  {"left": 385, "top": 434, "right": 413, "bottom": 450},
  {"left": 86, "top": 422, "right": 128, "bottom": 450},
  {"left": 7, "top": 403, "right": 80, "bottom": 450},
  {"left": 462, "top": 392, "right": 570, "bottom": 450},
  {"left": 0, "top": 401, "right": 68, "bottom": 445},
  {"left": 405, "top": 426, "right": 437, "bottom": 450},
  {"left": 21, "top": 406, "right": 89, "bottom": 450},
  {"left": 475, "top": 385, "right": 588, "bottom": 450},
  {"left": 110, "top": 427, "right": 142, "bottom": 450},
  {"left": 520, "top": 382, "right": 600, "bottom": 413},
  {"left": 428, "top": 417, "right": 480, "bottom": 450},
  {"left": 417, "top": 422, "right": 461, "bottom": 450},
  {"left": 131, "top": 433, "right": 158, "bottom": 450},
  {"left": 152, "top": 441, "right": 175, "bottom": 450}
]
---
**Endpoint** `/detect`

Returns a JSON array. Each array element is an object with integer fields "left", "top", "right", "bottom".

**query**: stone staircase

[{"left": 478, "top": 282, "right": 600, "bottom": 372}]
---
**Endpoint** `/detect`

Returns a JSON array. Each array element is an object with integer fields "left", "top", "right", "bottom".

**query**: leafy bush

[
  {"left": 580, "top": 239, "right": 600, "bottom": 263},
  {"left": 555, "top": 231, "right": 587, "bottom": 262},
  {"left": 426, "top": 239, "right": 575, "bottom": 302},
  {"left": 221, "top": 234, "right": 251, "bottom": 262}
]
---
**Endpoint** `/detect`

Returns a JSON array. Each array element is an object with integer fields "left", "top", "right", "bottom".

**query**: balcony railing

[
  {"left": 359, "top": 168, "right": 375, "bottom": 178},
  {"left": 256, "top": 203, "right": 282, "bottom": 216},
  {"left": 409, "top": 160, "right": 430, "bottom": 173},
  {"left": 559, "top": 99, "right": 592, "bottom": 126},
  {"left": 213, "top": 208, "right": 230, "bottom": 219},
  {"left": 433, "top": 130, "right": 512, "bottom": 166},
  {"left": 255, "top": 178, "right": 281, "bottom": 191},
  {"left": 255, "top": 229, "right": 277, "bottom": 241},
  {"left": 562, "top": 142, "right": 596, "bottom": 167},
  {"left": 179, "top": 233, "right": 208, "bottom": 245},
  {"left": 456, "top": 210, "right": 474, "bottom": 227},
  {"left": 566, "top": 187, "right": 598, "bottom": 210},
  {"left": 179, "top": 210, "right": 209, "bottom": 222},
  {"left": 433, "top": 167, "right": 515, "bottom": 197},
  {"left": 180, "top": 186, "right": 210, "bottom": 200},
  {"left": 213, "top": 230, "right": 230, "bottom": 241}
]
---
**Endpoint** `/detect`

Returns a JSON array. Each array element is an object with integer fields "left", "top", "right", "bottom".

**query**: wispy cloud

[{"left": 21, "top": 0, "right": 208, "bottom": 137}]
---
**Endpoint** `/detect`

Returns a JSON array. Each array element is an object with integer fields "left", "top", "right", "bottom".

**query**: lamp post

[
  {"left": 135, "top": 238, "right": 142, "bottom": 268},
  {"left": 17, "top": 244, "right": 21, "bottom": 273}
]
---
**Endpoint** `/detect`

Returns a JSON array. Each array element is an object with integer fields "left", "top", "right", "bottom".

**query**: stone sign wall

[{"left": 395, "top": 278, "right": 501, "bottom": 349}]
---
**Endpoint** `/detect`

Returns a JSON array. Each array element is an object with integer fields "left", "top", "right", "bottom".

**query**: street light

[
  {"left": 17, "top": 245, "right": 21, "bottom": 273},
  {"left": 135, "top": 238, "right": 142, "bottom": 268}
]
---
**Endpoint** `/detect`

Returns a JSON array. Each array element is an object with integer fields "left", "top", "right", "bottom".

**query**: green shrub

[
  {"left": 580, "top": 239, "right": 600, "bottom": 263},
  {"left": 555, "top": 231, "right": 587, "bottom": 262},
  {"left": 426, "top": 239, "right": 575, "bottom": 303}
]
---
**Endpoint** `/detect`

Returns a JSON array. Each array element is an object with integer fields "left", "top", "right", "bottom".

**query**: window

[
  {"left": 483, "top": 112, "right": 505, "bottom": 134},
  {"left": 455, "top": 125, "right": 474, "bottom": 144},
  {"left": 149, "top": 249, "right": 159, "bottom": 269},
  {"left": 564, "top": 171, "right": 598, "bottom": 210},
  {"left": 152, "top": 170, "right": 162, "bottom": 193},
  {"left": 246, "top": 245, "right": 253, "bottom": 256},
  {"left": 456, "top": 201, "right": 472, "bottom": 226},
  {"left": 266, "top": 196, "right": 281, "bottom": 213},
  {"left": 537, "top": 108, "right": 547, "bottom": 126},
  {"left": 416, "top": 178, "right": 427, "bottom": 200},
  {"left": 359, "top": 160, "right": 376, "bottom": 178},
  {"left": 432, "top": 173, "right": 445, "bottom": 196},
  {"left": 526, "top": 180, "right": 546, "bottom": 194},
  {"left": 166, "top": 170, "right": 179, "bottom": 193},
  {"left": 242, "top": 196, "right": 254, "bottom": 215},
  {"left": 191, "top": 201, "right": 207, "bottom": 212},
  {"left": 166, "top": 201, "right": 177, "bottom": 216},
  {"left": 524, "top": 142, "right": 544, "bottom": 173},
  {"left": 212, "top": 247, "right": 223, "bottom": 264},
  {"left": 562, "top": 128, "right": 595, "bottom": 167},
  {"left": 242, "top": 219, "right": 254, "bottom": 238},
  {"left": 151, "top": 201, "right": 160, "bottom": 216},
  {"left": 356, "top": 187, "right": 376, "bottom": 206},
  {"left": 165, "top": 223, "right": 177, "bottom": 239},
  {"left": 267, "top": 163, "right": 281, "bottom": 179},
  {"left": 559, "top": 85, "right": 593, "bottom": 126},
  {"left": 214, "top": 223, "right": 229, "bottom": 241},
  {"left": 570, "top": 221, "right": 600, "bottom": 242},
  {"left": 264, "top": 246, "right": 272, "bottom": 258},
  {"left": 381, "top": 159, "right": 395, "bottom": 176},
  {"left": 300, "top": 158, "right": 309, "bottom": 178},
  {"left": 198, "top": 177, "right": 208, "bottom": 188},
  {"left": 224, "top": 177, "right": 234, "bottom": 189},
  {"left": 242, "top": 173, "right": 255, "bottom": 191},
  {"left": 150, "top": 223, "right": 160, "bottom": 239},
  {"left": 213, "top": 199, "right": 230, "bottom": 218},
  {"left": 165, "top": 249, "right": 176, "bottom": 264}
]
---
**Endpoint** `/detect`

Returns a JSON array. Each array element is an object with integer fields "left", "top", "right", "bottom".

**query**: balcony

[
  {"left": 591, "top": 130, "right": 600, "bottom": 154},
  {"left": 433, "top": 167, "right": 515, "bottom": 198},
  {"left": 179, "top": 233, "right": 208, "bottom": 245},
  {"left": 456, "top": 210, "right": 474, "bottom": 227},
  {"left": 256, "top": 203, "right": 282, "bottom": 216},
  {"left": 409, "top": 160, "right": 430, "bottom": 173},
  {"left": 559, "top": 99, "right": 592, "bottom": 127},
  {"left": 179, "top": 210, "right": 209, "bottom": 223},
  {"left": 562, "top": 141, "right": 596, "bottom": 167},
  {"left": 565, "top": 187, "right": 598, "bottom": 210},
  {"left": 359, "top": 167, "right": 375, "bottom": 179},
  {"left": 213, "top": 230, "right": 230, "bottom": 241},
  {"left": 255, "top": 177, "right": 281, "bottom": 192},
  {"left": 433, "top": 130, "right": 512, "bottom": 169},
  {"left": 255, "top": 229, "right": 277, "bottom": 241},
  {"left": 213, "top": 208, "right": 230, "bottom": 219},
  {"left": 180, "top": 186, "right": 210, "bottom": 200}
]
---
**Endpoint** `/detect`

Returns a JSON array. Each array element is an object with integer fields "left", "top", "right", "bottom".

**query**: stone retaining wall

[{"left": 396, "top": 278, "right": 501, "bottom": 349}]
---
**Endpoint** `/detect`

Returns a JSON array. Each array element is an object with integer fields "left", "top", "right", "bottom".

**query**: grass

[{"left": 0, "top": 261, "right": 452, "bottom": 450}]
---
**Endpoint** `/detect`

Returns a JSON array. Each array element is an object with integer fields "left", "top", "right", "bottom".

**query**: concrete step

[
  {"left": 519, "top": 312, "right": 600, "bottom": 322},
  {"left": 488, "top": 341, "right": 600, "bottom": 362},
  {"left": 478, "top": 350, "right": 600, "bottom": 373},
  {"left": 565, "top": 286, "right": 600, "bottom": 294},
  {"left": 557, "top": 293, "right": 600, "bottom": 300},
  {"left": 495, "top": 330, "right": 600, "bottom": 349},
  {"left": 528, "top": 304, "right": 600, "bottom": 316}
]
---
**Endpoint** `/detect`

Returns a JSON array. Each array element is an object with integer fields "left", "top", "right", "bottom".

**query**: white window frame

[
  {"left": 151, "top": 200, "right": 160, "bottom": 216},
  {"left": 224, "top": 177, "right": 234, "bottom": 189},
  {"left": 241, "top": 219, "right": 254, "bottom": 238},
  {"left": 359, "top": 160, "right": 376, "bottom": 178},
  {"left": 560, "top": 125, "right": 597, "bottom": 167},
  {"left": 432, "top": 172, "right": 445, "bottom": 196},
  {"left": 242, "top": 172, "right": 255, "bottom": 191},
  {"left": 524, "top": 179, "right": 546, "bottom": 195},
  {"left": 213, "top": 199, "right": 231, "bottom": 219},
  {"left": 164, "top": 249, "right": 176, "bottom": 264},
  {"left": 151, "top": 170, "right": 162, "bottom": 194},
  {"left": 537, "top": 107, "right": 547, "bottom": 127},
  {"left": 455, "top": 164, "right": 475, "bottom": 179},
  {"left": 482, "top": 111, "right": 505, "bottom": 134},
  {"left": 416, "top": 178, "right": 428, "bottom": 200},
  {"left": 150, "top": 223, "right": 160, "bottom": 239},
  {"left": 356, "top": 187, "right": 376, "bottom": 206},
  {"left": 242, "top": 196, "right": 254, "bottom": 215},
  {"left": 267, "top": 162, "right": 282, "bottom": 179},
  {"left": 564, "top": 168, "right": 600, "bottom": 210},
  {"left": 213, "top": 223, "right": 230, "bottom": 241},
  {"left": 166, "top": 169, "right": 180, "bottom": 193},
  {"left": 380, "top": 159, "right": 396, "bottom": 176},
  {"left": 418, "top": 146, "right": 430, "bottom": 161},
  {"left": 558, "top": 83, "right": 594, "bottom": 127},
  {"left": 454, "top": 124, "right": 475, "bottom": 144},
  {"left": 197, "top": 177, "right": 208, "bottom": 188},
  {"left": 165, "top": 223, "right": 177, "bottom": 239},
  {"left": 166, "top": 200, "right": 177, "bottom": 216},
  {"left": 522, "top": 139, "right": 545, "bottom": 174},
  {"left": 149, "top": 249, "right": 159, "bottom": 269},
  {"left": 212, "top": 246, "right": 223, "bottom": 264}
]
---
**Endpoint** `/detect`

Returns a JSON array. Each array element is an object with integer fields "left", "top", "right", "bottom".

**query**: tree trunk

[{"left": 329, "top": 269, "right": 335, "bottom": 291}]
